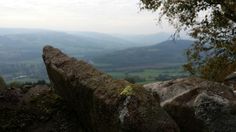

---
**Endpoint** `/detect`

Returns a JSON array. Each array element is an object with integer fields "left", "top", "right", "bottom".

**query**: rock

[
  {"left": 22, "top": 85, "right": 51, "bottom": 103},
  {"left": 43, "top": 45, "right": 180, "bottom": 132},
  {"left": 144, "top": 77, "right": 205, "bottom": 102},
  {"left": 194, "top": 92, "right": 236, "bottom": 132},
  {"left": 224, "top": 72, "right": 236, "bottom": 90},
  {"left": 144, "top": 77, "right": 236, "bottom": 132},
  {"left": 0, "top": 88, "right": 22, "bottom": 109},
  {"left": 225, "top": 72, "right": 236, "bottom": 81},
  {"left": 0, "top": 84, "right": 83, "bottom": 132}
]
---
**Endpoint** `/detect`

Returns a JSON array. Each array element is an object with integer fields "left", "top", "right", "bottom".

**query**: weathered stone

[
  {"left": 224, "top": 72, "right": 236, "bottom": 90},
  {"left": 144, "top": 77, "right": 205, "bottom": 102},
  {"left": 42, "top": 45, "right": 180, "bottom": 132},
  {"left": 0, "top": 85, "right": 83, "bottom": 132},
  {"left": 194, "top": 92, "right": 236, "bottom": 132},
  {"left": 22, "top": 85, "right": 51, "bottom": 103},
  {"left": 144, "top": 77, "right": 236, "bottom": 132}
]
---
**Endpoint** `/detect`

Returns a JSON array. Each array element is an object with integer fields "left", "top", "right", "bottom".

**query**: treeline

[
  {"left": 124, "top": 74, "right": 188, "bottom": 84},
  {"left": 93, "top": 40, "right": 192, "bottom": 71}
]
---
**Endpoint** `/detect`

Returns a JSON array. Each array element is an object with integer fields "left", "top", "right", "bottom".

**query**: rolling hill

[
  {"left": 114, "top": 32, "right": 192, "bottom": 46},
  {"left": 0, "top": 28, "right": 193, "bottom": 81},
  {"left": 114, "top": 32, "right": 172, "bottom": 46},
  {"left": 0, "top": 28, "right": 139, "bottom": 81},
  {"left": 92, "top": 40, "right": 193, "bottom": 71},
  {"left": 0, "top": 29, "right": 138, "bottom": 63}
]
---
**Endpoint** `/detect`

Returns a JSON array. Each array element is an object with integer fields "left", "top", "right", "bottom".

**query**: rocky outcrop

[
  {"left": 194, "top": 92, "right": 236, "bottom": 132},
  {"left": 144, "top": 78, "right": 236, "bottom": 132},
  {"left": 0, "top": 85, "right": 82, "bottom": 132},
  {"left": 43, "top": 45, "right": 179, "bottom": 132},
  {"left": 144, "top": 78, "right": 205, "bottom": 103},
  {"left": 224, "top": 72, "right": 236, "bottom": 91}
]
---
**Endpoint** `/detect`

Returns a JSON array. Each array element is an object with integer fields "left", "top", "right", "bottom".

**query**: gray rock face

[
  {"left": 144, "top": 78, "right": 205, "bottom": 103},
  {"left": 194, "top": 92, "right": 236, "bottom": 132},
  {"left": 144, "top": 78, "right": 236, "bottom": 132},
  {"left": 224, "top": 72, "right": 236, "bottom": 90},
  {"left": 43, "top": 45, "right": 180, "bottom": 132}
]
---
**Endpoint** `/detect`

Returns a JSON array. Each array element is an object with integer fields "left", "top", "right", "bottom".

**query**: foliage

[
  {"left": 36, "top": 80, "right": 47, "bottom": 85},
  {"left": 9, "top": 81, "right": 23, "bottom": 88},
  {"left": 124, "top": 77, "right": 136, "bottom": 84},
  {"left": 8, "top": 79, "right": 48, "bottom": 89},
  {"left": 109, "top": 67, "right": 188, "bottom": 84},
  {"left": 154, "top": 74, "right": 187, "bottom": 81},
  {"left": 0, "top": 76, "right": 6, "bottom": 90},
  {"left": 140, "top": 0, "right": 236, "bottom": 81},
  {"left": 94, "top": 40, "right": 192, "bottom": 70},
  {"left": 124, "top": 75, "right": 146, "bottom": 84}
]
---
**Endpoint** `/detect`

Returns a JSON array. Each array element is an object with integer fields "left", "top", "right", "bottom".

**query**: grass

[{"left": 108, "top": 67, "right": 188, "bottom": 84}]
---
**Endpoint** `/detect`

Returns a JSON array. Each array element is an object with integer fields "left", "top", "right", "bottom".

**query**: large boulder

[
  {"left": 144, "top": 78, "right": 236, "bottom": 132},
  {"left": 42, "top": 45, "right": 180, "bottom": 132},
  {"left": 144, "top": 78, "right": 205, "bottom": 103},
  {"left": 194, "top": 92, "right": 236, "bottom": 132},
  {"left": 224, "top": 72, "right": 236, "bottom": 92},
  {"left": 0, "top": 85, "right": 83, "bottom": 132}
]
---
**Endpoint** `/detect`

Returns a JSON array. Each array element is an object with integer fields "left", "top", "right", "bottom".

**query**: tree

[
  {"left": 140, "top": 0, "right": 236, "bottom": 81},
  {"left": 0, "top": 76, "right": 7, "bottom": 90}
]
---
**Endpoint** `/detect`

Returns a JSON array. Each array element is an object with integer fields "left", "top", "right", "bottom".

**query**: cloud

[{"left": 0, "top": 0, "right": 174, "bottom": 34}]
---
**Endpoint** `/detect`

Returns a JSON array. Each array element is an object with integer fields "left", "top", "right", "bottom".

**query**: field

[{"left": 107, "top": 66, "right": 189, "bottom": 84}]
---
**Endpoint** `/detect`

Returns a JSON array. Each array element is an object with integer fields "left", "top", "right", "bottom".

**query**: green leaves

[{"left": 140, "top": 0, "right": 236, "bottom": 81}]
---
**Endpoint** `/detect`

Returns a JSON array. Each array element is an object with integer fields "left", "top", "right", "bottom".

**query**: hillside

[
  {"left": 1, "top": 29, "right": 185, "bottom": 64},
  {"left": 114, "top": 32, "right": 192, "bottom": 46},
  {"left": 93, "top": 40, "right": 193, "bottom": 71},
  {"left": 114, "top": 32, "right": 172, "bottom": 46},
  {"left": 69, "top": 31, "right": 137, "bottom": 47},
  {"left": 0, "top": 28, "right": 192, "bottom": 82},
  {"left": 0, "top": 29, "right": 138, "bottom": 63},
  {"left": 0, "top": 28, "right": 137, "bottom": 81}
]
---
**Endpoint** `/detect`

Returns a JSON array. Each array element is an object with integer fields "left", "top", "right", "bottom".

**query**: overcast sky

[{"left": 0, "top": 0, "right": 175, "bottom": 34}]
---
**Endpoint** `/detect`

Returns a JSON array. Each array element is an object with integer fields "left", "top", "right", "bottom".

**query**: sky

[{"left": 0, "top": 0, "right": 175, "bottom": 34}]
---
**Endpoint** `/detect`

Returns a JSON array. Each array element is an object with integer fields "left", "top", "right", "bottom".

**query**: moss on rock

[
  {"left": 120, "top": 85, "right": 135, "bottom": 96},
  {"left": 43, "top": 45, "right": 180, "bottom": 132}
]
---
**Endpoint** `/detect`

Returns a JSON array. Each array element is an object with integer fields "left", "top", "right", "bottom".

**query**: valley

[{"left": 0, "top": 28, "right": 192, "bottom": 83}]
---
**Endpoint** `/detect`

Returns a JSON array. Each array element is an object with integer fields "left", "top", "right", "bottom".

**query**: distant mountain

[
  {"left": 0, "top": 28, "right": 52, "bottom": 35},
  {"left": 0, "top": 29, "right": 138, "bottom": 63},
  {"left": 0, "top": 28, "right": 141, "bottom": 81},
  {"left": 0, "top": 28, "right": 193, "bottom": 64},
  {"left": 0, "top": 28, "right": 193, "bottom": 81},
  {"left": 92, "top": 40, "right": 193, "bottom": 71},
  {"left": 114, "top": 32, "right": 193, "bottom": 46},
  {"left": 114, "top": 32, "right": 172, "bottom": 46},
  {"left": 69, "top": 31, "right": 137, "bottom": 46}
]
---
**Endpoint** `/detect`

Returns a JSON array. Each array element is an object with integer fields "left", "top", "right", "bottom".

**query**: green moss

[{"left": 120, "top": 85, "right": 135, "bottom": 96}]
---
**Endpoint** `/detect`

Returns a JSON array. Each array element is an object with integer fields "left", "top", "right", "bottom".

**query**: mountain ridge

[{"left": 93, "top": 40, "right": 193, "bottom": 71}]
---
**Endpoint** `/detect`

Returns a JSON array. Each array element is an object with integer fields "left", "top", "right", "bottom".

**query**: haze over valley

[
  {"left": 0, "top": 28, "right": 191, "bottom": 83},
  {"left": 0, "top": 0, "right": 193, "bottom": 83}
]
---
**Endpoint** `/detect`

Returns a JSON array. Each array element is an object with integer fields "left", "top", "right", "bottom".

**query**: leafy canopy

[{"left": 140, "top": 0, "right": 236, "bottom": 81}]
